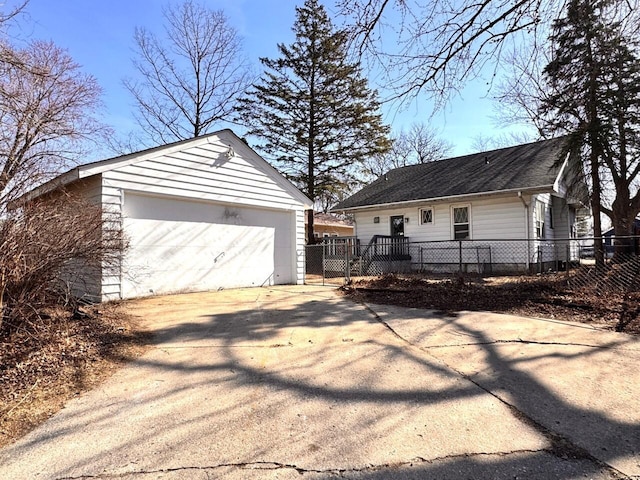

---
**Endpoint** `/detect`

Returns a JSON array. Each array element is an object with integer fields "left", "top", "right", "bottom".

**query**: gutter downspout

[{"left": 518, "top": 191, "right": 531, "bottom": 272}]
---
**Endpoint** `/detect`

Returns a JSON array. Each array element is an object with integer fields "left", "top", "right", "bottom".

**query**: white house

[
  {"left": 332, "top": 137, "right": 588, "bottom": 273},
  {"left": 22, "top": 130, "right": 312, "bottom": 301}
]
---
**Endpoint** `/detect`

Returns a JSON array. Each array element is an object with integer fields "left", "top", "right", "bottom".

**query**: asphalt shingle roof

[{"left": 334, "top": 136, "right": 569, "bottom": 211}]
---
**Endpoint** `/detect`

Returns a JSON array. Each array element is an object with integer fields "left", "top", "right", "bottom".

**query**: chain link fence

[{"left": 305, "top": 236, "right": 640, "bottom": 292}]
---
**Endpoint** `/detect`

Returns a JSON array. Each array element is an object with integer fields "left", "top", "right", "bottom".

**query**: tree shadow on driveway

[{"left": 1, "top": 287, "right": 638, "bottom": 479}]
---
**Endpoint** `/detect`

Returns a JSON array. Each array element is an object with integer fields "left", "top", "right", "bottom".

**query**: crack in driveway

[
  {"left": 55, "top": 448, "right": 567, "bottom": 479},
  {"left": 363, "top": 303, "right": 629, "bottom": 479},
  {"left": 426, "top": 339, "right": 620, "bottom": 350}
]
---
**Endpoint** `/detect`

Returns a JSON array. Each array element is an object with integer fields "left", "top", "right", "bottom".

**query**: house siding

[
  {"left": 354, "top": 194, "right": 528, "bottom": 244},
  {"left": 552, "top": 195, "right": 572, "bottom": 240},
  {"left": 532, "top": 193, "right": 553, "bottom": 240}
]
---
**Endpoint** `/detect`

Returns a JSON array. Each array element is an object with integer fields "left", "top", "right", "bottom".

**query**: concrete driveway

[{"left": 1, "top": 285, "right": 639, "bottom": 479}]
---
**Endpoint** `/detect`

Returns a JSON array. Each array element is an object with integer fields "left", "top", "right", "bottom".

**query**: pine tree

[
  {"left": 236, "top": 0, "right": 391, "bottom": 243},
  {"left": 541, "top": 0, "right": 640, "bottom": 261}
]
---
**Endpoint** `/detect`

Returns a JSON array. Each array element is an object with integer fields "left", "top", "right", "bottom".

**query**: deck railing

[{"left": 321, "top": 236, "right": 359, "bottom": 257}]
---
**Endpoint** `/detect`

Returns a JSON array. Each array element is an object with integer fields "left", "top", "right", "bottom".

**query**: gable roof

[
  {"left": 16, "top": 129, "right": 312, "bottom": 208},
  {"left": 334, "top": 136, "right": 569, "bottom": 211}
]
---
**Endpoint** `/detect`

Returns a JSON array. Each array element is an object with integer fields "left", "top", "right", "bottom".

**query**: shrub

[{"left": 0, "top": 192, "right": 126, "bottom": 336}]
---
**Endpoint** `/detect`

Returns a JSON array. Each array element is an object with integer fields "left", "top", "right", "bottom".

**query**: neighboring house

[
  {"left": 332, "top": 136, "right": 587, "bottom": 273},
  {"left": 20, "top": 129, "right": 312, "bottom": 301},
  {"left": 603, "top": 218, "right": 640, "bottom": 256},
  {"left": 604, "top": 218, "right": 640, "bottom": 238},
  {"left": 306, "top": 212, "right": 354, "bottom": 240}
]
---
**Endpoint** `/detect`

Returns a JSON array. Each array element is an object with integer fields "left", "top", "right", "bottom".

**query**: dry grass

[{"left": 0, "top": 302, "right": 151, "bottom": 448}]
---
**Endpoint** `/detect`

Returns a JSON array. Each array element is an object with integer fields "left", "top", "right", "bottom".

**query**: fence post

[
  {"left": 322, "top": 243, "right": 326, "bottom": 286},
  {"left": 459, "top": 240, "right": 463, "bottom": 273},
  {"left": 345, "top": 244, "right": 350, "bottom": 283},
  {"left": 489, "top": 246, "right": 493, "bottom": 275},
  {"left": 537, "top": 246, "right": 542, "bottom": 273}
]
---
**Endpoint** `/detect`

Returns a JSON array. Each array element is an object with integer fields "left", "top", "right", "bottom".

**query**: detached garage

[{"left": 23, "top": 130, "right": 312, "bottom": 301}]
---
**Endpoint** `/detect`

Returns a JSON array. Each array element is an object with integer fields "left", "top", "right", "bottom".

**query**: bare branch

[
  {"left": 338, "top": 0, "right": 564, "bottom": 105},
  {"left": 0, "top": 192, "right": 127, "bottom": 334},
  {"left": 124, "top": 0, "right": 253, "bottom": 144},
  {"left": 0, "top": 39, "right": 106, "bottom": 204}
]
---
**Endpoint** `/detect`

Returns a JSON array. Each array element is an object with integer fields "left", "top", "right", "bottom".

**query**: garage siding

[
  {"left": 96, "top": 133, "right": 307, "bottom": 300},
  {"left": 101, "top": 183, "right": 123, "bottom": 300},
  {"left": 99, "top": 140, "right": 303, "bottom": 210},
  {"left": 294, "top": 209, "right": 306, "bottom": 285},
  {"left": 63, "top": 177, "right": 104, "bottom": 301}
]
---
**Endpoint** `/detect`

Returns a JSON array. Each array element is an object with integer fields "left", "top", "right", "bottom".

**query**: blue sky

[{"left": 13, "top": 0, "right": 523, "bottom": 159}]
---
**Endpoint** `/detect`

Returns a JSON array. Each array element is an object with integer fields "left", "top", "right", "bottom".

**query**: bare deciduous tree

[
  {"left": 0, "top": 6, "right": 126, "bottom": 331},
  {"left": 0, "top": 40, "right": 104, "bottom": 205},
  {"left": 491, "top": 46, "right": 551, "bottom": 136},
  {"left": 338, "top": 0, "right": 563, "bottom": 104},
  {"left": 124, "top": 0, "right": 252, "bottom": 144},
  {"left": 338, "top": 0, "right": 640, "bottom": 106},
  {"left": 470, "top": 131, "right": 538, "bottom": 153},
  {"left": 362, "top": 122, "right": 452, "bottom": 180}
]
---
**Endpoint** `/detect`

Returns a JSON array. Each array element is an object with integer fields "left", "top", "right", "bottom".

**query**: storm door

[
  {"left": 389, "top": 215, "right": 405, "bottom": 258},
  {"left": 390, "top": 215, "right": 404, "bottom": 236}
]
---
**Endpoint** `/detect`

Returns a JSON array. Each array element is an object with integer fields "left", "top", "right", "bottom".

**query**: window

[
  {"left": 535, "top": 201, "right": 546, "bottom": 239},
  {"left": 452, "top": 205, "right": 470, "bottom": 240},
  {"left": 420, "top": 207, "right": 434, "bottom": 225}
]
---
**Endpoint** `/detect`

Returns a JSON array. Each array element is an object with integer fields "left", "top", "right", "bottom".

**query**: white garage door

[{"left": 121, "top": 193, "right": 294, "bottom": 298}]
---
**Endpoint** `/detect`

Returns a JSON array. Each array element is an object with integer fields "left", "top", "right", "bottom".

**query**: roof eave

[
  {"left": 9, "top": 168, "right": 81, "bottom": 208},
  {"left": 332, "top": 185, "right": 556, "bottom": 213}
]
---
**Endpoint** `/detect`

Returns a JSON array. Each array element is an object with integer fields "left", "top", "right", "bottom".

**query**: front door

[
  {"left": 389, "top": 215, "right": 405, "bottom": 258},
  {"left": 390, "top": 215, "right": 404, "bottom": 236}
]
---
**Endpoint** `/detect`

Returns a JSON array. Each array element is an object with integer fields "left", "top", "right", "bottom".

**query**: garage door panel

[{"left": 121, "top": 193, "right": 291, "bottom": 298}]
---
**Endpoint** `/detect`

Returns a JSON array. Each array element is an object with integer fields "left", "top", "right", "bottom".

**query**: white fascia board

[
  {"left": 10, "top": 168, "right": 81, "bottom": 207},
  {"left": 332, "top": 185, "right": 555, "bottom": 214},
  {"left": 552, "top": 152, "right": 570, "bottom": 194}
]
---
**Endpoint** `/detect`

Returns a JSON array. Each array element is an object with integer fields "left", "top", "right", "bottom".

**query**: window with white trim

[
  {"left": 420, "top": 207, "right": 434, "bottom": 225},
  {"left": 452, "top": 205, "right": 470, "bottom": 240},
  {"left": 535, "top": 200, "right": 546, "bottom": 239}
]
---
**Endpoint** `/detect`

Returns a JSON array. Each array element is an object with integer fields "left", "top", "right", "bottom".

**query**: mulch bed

[{"left": 341, "top": 273, "right": 640, "bottom": 335}]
